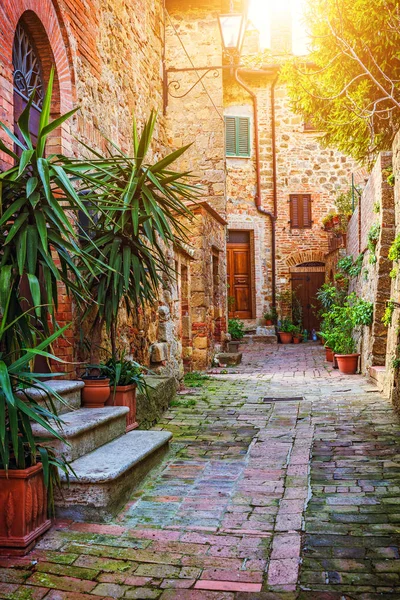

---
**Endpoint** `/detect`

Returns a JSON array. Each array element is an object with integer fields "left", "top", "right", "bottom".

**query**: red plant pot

[
  {"left": 325, "top": 347, "right": 334, "bottom": 362},
  {"left": 279, "top": 332, "right": 293, "bottom": 344},
  {"left": 265, "top": 320, "right": 273, "bottom": 326},
  {"left": 82, "top": 378, "right": 110, "bottom": 408},
  {"left": 107, "top": 384, "right": 138, "bottom": 432},
  {"left": 0, "top": 463, "right": 51, "bottom": 555},
  {"left": 336, "top": 353, "right": 360, "bottom": 374},
  {"left": 293, "top": 336, "right": 301, "bottom": 344},
  {"left": 332, "top": 215, "right": 340, "bottom": 225}
]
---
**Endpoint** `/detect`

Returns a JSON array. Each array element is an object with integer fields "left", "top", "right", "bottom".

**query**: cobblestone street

[{"left": 2, "top": 342, "right": 400, "bottom": 599}]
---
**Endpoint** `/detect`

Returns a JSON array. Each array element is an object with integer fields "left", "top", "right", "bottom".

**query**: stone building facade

[
  {"left": 163, "top": 0, "right": 359, "bottom": 332},
  {"left": 0, "top": 0, "right": 228, "bottom": 378}
]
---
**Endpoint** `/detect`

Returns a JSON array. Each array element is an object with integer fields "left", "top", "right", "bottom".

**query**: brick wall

[
  {"left": 344, "top": 153, "right": 394, "bottom": 374},
  {"left": 0, "top": 0, "right": 201, "bottom": 379}
]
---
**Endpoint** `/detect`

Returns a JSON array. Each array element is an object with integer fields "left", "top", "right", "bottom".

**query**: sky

[{"left": 248, "top": 0, "right": 309, "bottom": 56}]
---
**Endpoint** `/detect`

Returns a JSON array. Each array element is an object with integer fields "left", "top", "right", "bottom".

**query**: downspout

[{"left": 234, "top": 67, "right": 278, "bottom": 307}]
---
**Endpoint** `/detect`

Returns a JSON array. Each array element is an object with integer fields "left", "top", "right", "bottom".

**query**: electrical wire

[{"left": 165, "top": 9, "right": 224, "bottom": 122}]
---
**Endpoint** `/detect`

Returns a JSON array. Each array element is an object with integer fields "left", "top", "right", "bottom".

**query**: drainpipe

[{"left": 234, "top": 68, "right": 279, "bottom": 307}]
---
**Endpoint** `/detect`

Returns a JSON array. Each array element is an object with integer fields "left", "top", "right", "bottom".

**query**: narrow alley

[{"left": 2, "top": 342, "right": 400, "bottom": 600}]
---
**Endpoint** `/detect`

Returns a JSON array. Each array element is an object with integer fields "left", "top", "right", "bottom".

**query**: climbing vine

[
  {"left": 382, "top": 300, "right": 396, "bottom": 327},
  {"left": 367, "top": 223, "right": 380, "bottom": 264},
  {"left": 388, "top": 234, "right": 400, "bottom": 278}
]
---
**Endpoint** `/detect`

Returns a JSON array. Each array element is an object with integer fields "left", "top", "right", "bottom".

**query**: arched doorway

[
  {"left": 290, "top": 261, "right": 325, "bottom": 333},
  {"left": 13, "top": 21, "right": 44, "bottom": 150}
]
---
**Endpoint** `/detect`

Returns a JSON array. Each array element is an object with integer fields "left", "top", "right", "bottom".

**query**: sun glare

[{"left": 248, "top": 0, "right": 309, "bottom": 56}]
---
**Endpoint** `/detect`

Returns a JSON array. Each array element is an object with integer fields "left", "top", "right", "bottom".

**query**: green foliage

[
  {"left": 337, "top": 253, "right": 364, "bottom": 278},
  {"left": 281, "top": 0, "right": 400, "bottom": 163},
  {"left": 63, "top": 110, "right": 198, "bottom": 356},
  {"left": 264, "top": 307, "right": 278, "bottom": 322},
  {"left": 184, "top": 372, "right": 210, "bottom": 388},
  {"left": 279, "top": 318, "right": 296, "bottom": 333},
  {"left": 228, "top": 318, "right": 245, "bottom": 340},
  {"left": 373, "top": 201, "right": 381, "bottom": 214},
  {"left": 367, "top": 223, "right": 380, "bottom": 264},
  {"left": 0, "top": 296, "right": 72, "bottom": 510},
  {"left": 318, "top": 288, "right": 372, "bottom": 354},
  {"left": 0, "top": 70, "right": 92, "bottom": 351},
  {"left": 335, "top": 189, "right": 354, "bottom": 216},
  {"left": 382, "top": 300, "right": 396, "bottom": 327},
  {"left": 101, "top": 352, "right": 147, "bottom": 396},
  {"left": 385, "top": 165, "right": 395, "bottom": 186}
]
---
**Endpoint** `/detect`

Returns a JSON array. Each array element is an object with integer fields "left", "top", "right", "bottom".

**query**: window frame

[
  {"left": 289, "top": 194, "right": 313, "bottom": 229},
  {"left": 224, "top": 115, "right": 251, "bottom": 158}
]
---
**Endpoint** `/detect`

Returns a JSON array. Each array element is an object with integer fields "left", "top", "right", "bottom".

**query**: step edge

[
  {"left": 60, "top": 431, "right": 173, "bottom": 483},
  {"left": 32, "top": 406, "right": 129, "bottom": 439}
]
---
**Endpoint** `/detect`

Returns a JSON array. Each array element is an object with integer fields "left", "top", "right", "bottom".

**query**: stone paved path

[{"left": 2, "top": 342, "right": 400, "bottom": 599}]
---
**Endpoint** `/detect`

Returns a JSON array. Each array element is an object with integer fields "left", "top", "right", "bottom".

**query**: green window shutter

[
  {"left": 237, "top": 117, "right": 250, "bottom": 157},
  {"left": 225, "top": 117, "right": 236, "bottom": 156},
  {"left": 225, "top": 116, "right": 251, "bottom": 157}
]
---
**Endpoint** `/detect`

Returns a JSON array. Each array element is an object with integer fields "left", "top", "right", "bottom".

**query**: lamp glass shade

[{"left": 218, "top": 13, "right": 246, "bottom": 52}]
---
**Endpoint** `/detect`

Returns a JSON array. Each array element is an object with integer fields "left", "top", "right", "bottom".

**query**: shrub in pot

[
  {"left": 0, "top": 313, "right": 71, "bottom": 554},
  {"left": 292, "top": 325, "right": 303, "bottom": 344},
  {"left": 228, "top": 318, "right": 245, "bottom": 351},
  {"left": 102, "top": 353, "right": 147, "bottom": 431},
  {"left": 278, "top": 318, "right": 295, "bottom": 344},
  {"left": 333, "top": 334, "right": 360, "bottom": 374},
  {"left": 263, "top": 308, "right": 277, "bottom": 326}
]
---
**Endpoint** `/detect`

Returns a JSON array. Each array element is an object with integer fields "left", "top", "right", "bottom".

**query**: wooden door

[
  {"left": 291, "top": 271, "right": 325, "bottom": 332},
  {"left": 227, "top": 232, "right": 252, "bottom": 319}
]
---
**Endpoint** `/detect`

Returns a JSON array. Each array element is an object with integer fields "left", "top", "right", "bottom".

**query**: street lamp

[
  {"left": 217, "top": 13, "right": 247, "bottom": 59},
  {"left": 163, "top": 10, "right": 247, "bottom": 112}
]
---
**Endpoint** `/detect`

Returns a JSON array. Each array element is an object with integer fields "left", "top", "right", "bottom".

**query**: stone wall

[
  {"left": 224, "top": 69, "right": 358, "bottom": 319},
  {"left": 385, "top": 134, "right": 400, "bottom": 407},
  {"left": 0, "top": 0, "right": 229, "bottom": 380},
  {"left": 343, "top": 153, "right": 395, "bottom": 374},
  {"left": 179, "top": 203, "right": 227, "bottom": 371}
]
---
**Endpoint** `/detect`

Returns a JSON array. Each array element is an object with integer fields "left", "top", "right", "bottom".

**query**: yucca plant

[
  {"left": 0, "top": 290, "right": 72, "bottom": 510},
  {"left": 63, "top": 111, "right": 200, "bottom": 357},
  {"left": 0, "top": 68, "right": 96, "bottom": 354}
]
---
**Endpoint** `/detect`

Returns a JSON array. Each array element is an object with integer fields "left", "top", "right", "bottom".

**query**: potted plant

[
  {"left": 292, "top": 325, "right": 303, "bottom": 344},
  {"left": 0, "top": 306, "right": 71, "bottom": 554},
  {"left": 263, "top": 307, "right": 277, "bottom": 326},
  {"left": 227, "top": 318, "right": 245, "bottom": 352},
  {"left": 278, "top": 318, "right": 295, "bottom": 344},
  {"left": 80, "top": 365, "right": 111, "bottom": 408},
  {"left": 102, "top": 353, "right": 147, "bottom": 431},
  {"left": 334, "top": 334, "right": 360, "bottom": 374}
]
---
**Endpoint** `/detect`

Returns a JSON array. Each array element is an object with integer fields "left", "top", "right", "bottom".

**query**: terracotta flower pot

[
  {"left": 325, "top": 347, "right": 334, "bottom": 362},
  {"left": 336, "top": 353, "right": 360, "bottom": 374},
  {"left": 293, "top": 336, "right": 301, "bottom": 344},
  {"left": 279, "top": 332, "right": 293, "bottom": 344},
  {"left": 265, "top": 320, "right": 273, "bottom": 326},
  {"left": 81, "top": 378, "right": 110, "bottom": 408},
  {"left": 0, "top": 463, "right": 51, "bottom": 555},
  {"left": 332, "top": 215, "right": 339, "bottom": 225},
  {"left": 107, "top": 384, "right": 138, "bottom": 432}
]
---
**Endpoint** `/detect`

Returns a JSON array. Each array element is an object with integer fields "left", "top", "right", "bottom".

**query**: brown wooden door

[
  {"left": 227, "top": 234, "right": 252, "bottom": 319},
  {"left": 291, "top": 271, "right": 325, "bottom": 333}
]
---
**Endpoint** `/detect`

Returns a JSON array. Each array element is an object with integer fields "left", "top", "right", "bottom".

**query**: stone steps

[
  {"left": 242, "top": 334, "right": 278, "bottom": 344},
  {"left": 32, "top": 406, "right": 129, "bottom": 462},
  {"left": 56, "top": 430, "right": 172, "bottom": 522},
  {"left": 369, "top": 365, "right": 387, "bottom": 393},
  {"left": 18, "top": 380, "right": 84, "bottom": 415}
]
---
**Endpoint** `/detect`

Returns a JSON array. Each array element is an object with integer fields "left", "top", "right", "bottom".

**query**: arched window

[{"left": 12, "top": 21, "right": 45, "bottom": 148}]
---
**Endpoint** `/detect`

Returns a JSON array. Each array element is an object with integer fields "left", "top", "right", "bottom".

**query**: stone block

[
  {"left": 151, "top": 343, "right": 168, "bottom": 363},
  {"left": 217, "top": 352, "right": 242, "bottom": 366},
  {"left": 193, "top": 336, "right": 208, "bottom": 350},
  {"left": 136, "top": 376, "right": 178, "bottom": 429}
]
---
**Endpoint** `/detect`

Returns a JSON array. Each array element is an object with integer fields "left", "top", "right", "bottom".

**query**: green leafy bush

[
  {"left": 367, "top": 223, "right": 380, "bottom": 264},
  {"left": 228, "top": 318, "right": 245, "bottom": 340},
  {"left": 279, "top": 318, "right": 296, "bottom": 333},
  {"left": 382, "top": 301, "right": 396, "bottom": 327},
  {"left": 337, "top": 253, "right": 363, "bottom": 278}
]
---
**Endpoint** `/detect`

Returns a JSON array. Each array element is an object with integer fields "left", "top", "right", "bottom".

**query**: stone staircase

[
  {"left": 242, "top": 325, "right": 277, "bottom": 345},
  {"left": 30, "top": 380, "right": 173, "bottom": 522}
]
